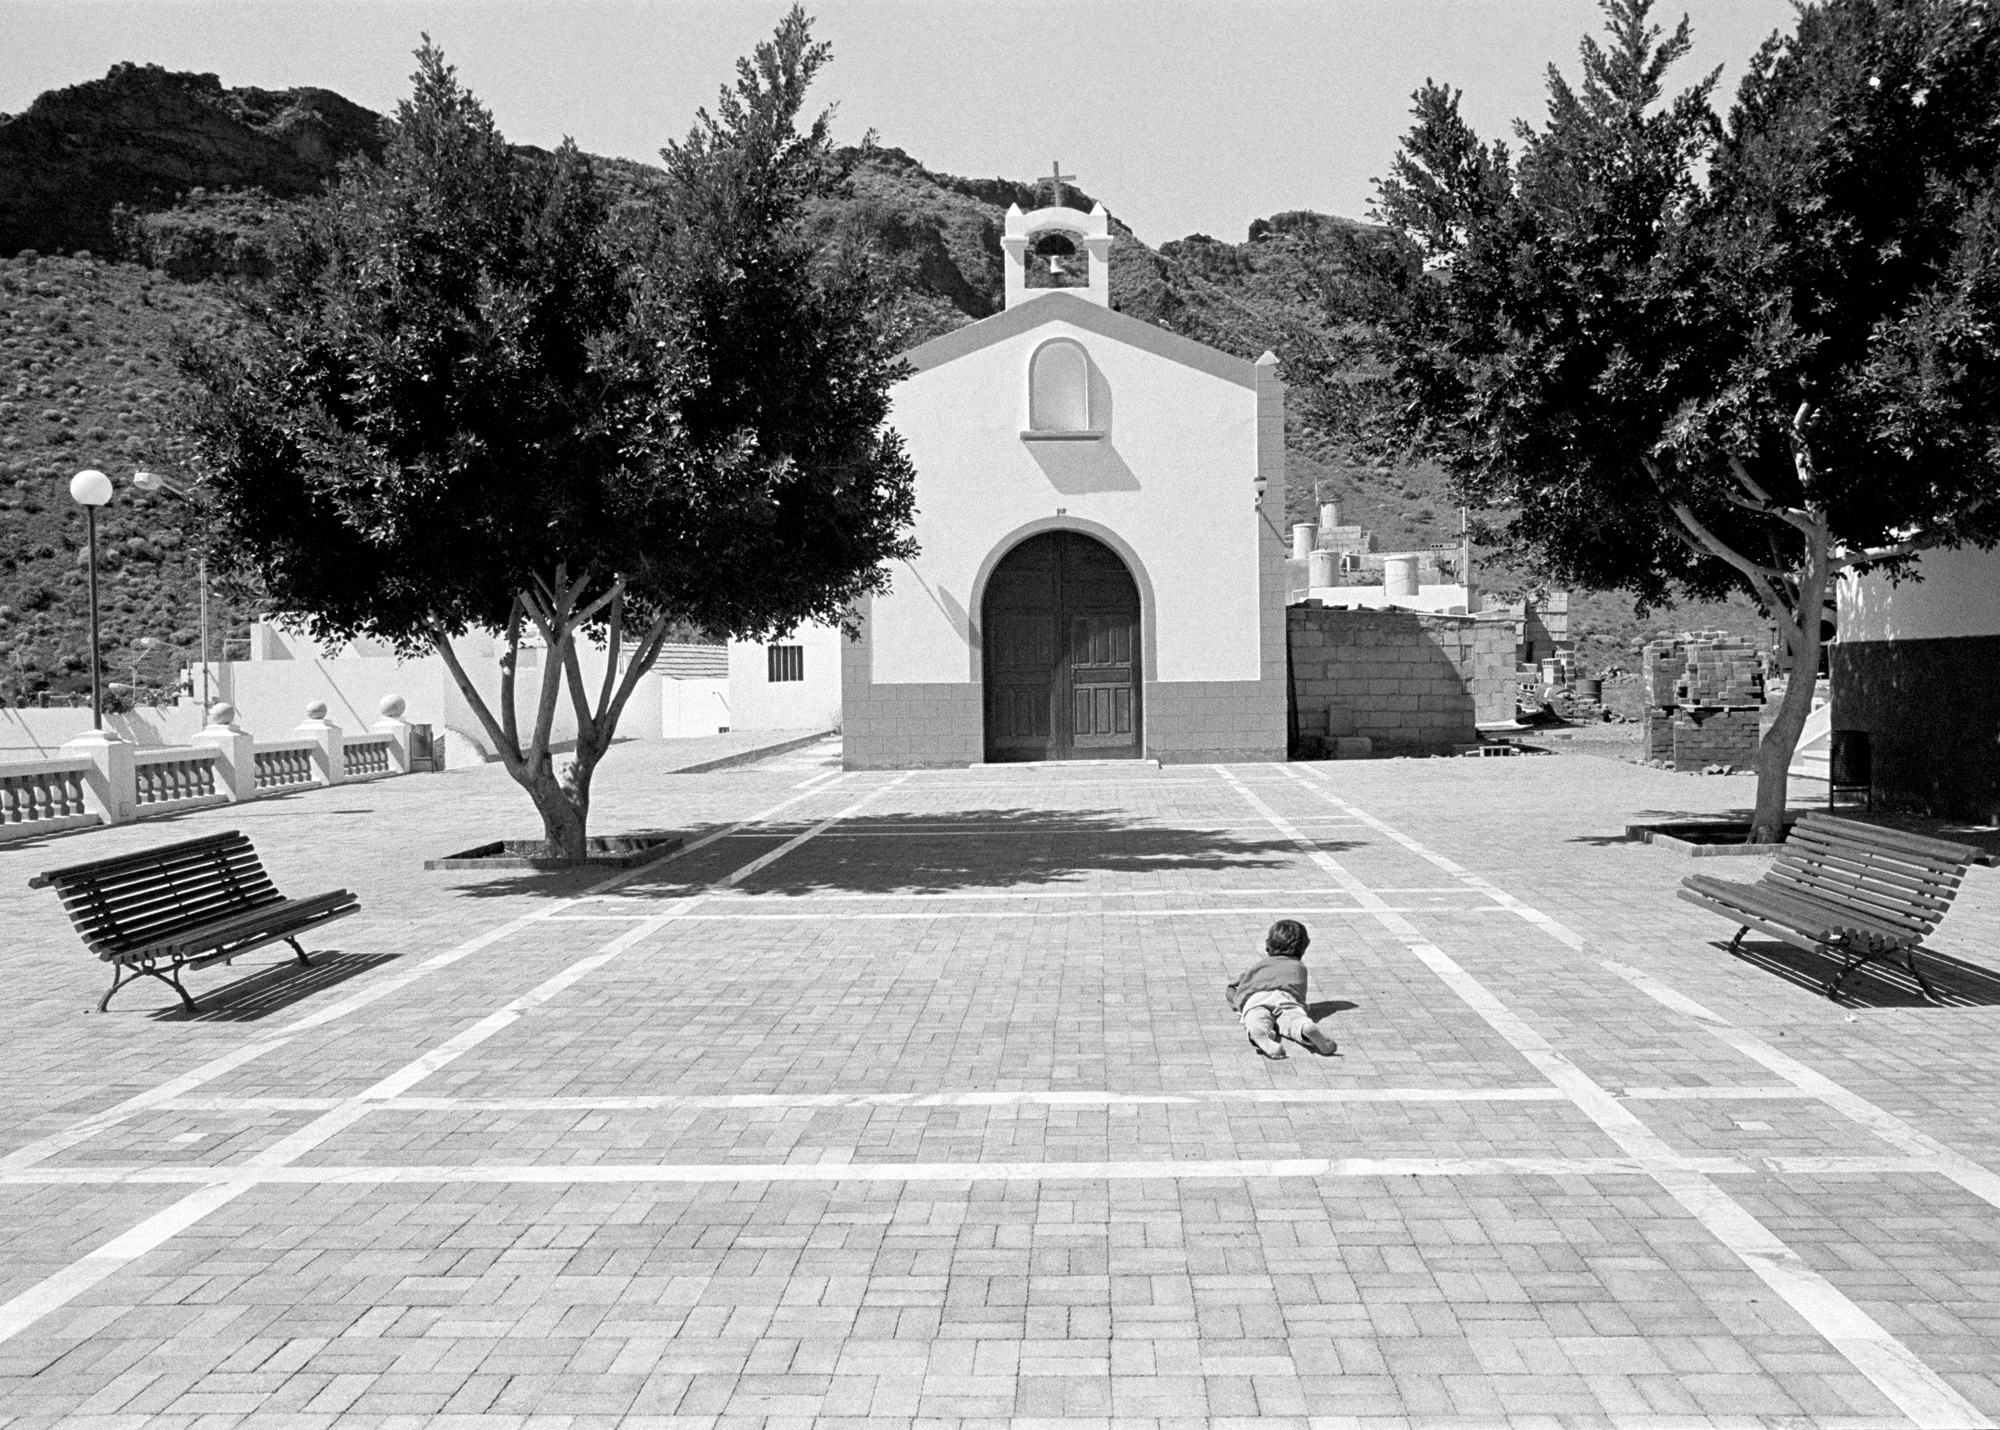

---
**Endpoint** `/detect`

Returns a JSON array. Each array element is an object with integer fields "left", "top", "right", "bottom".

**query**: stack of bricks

[{"left": 1640, "top": 636, "right": 1766, "bottom": 771}]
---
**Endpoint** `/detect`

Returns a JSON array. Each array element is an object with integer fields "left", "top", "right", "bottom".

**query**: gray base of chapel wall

[
  {"left": 1830, "top": 635, "right": 2000, "bottom": 824},
  {"left": 841, "top": 683, "right": 984, "bottom": 769},
  {"left": 1143, "top": 680, "right": 1287, "bottom": 764}
]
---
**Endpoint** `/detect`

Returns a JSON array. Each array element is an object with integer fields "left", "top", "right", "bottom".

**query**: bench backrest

[
  {"left": 30, "top": 830, "right": 282, "bottom": 960},
  {"left": 1767, "top": 812, "right": 1981, "bottom": 941}
]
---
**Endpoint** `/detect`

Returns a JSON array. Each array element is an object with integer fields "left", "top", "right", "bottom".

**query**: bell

[{"left": 1047, "top": 255, "right": 1062, "bottom": 274}]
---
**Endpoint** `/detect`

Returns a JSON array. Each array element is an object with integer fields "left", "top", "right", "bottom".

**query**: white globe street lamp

[{"left": 69, "top": 469, "right": 112, "bottom": 729}]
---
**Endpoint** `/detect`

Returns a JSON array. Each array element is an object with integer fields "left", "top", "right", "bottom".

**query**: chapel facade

[{"left": 839, "top": 185, "right": 1289, "bottom": 766}]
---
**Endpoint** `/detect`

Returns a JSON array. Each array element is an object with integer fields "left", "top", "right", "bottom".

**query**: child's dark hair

[{"left": 1266, "top": 919, "right": 1310, "bottom": 958}]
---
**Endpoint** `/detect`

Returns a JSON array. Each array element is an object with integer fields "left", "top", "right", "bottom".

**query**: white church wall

[
  {"left": 845, "top": 292, "right": 1287, "bottom": 767},
  {"left": 1839, "top": 544, "right": 2000, "bottom": 643},
  {"left": 876, "top": 318, "right": 1264, "bottom": 688}
]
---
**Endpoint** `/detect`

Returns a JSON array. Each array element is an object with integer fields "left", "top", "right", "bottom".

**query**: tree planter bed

[
  {"left": 1626, "top": 818, "right": 1799, "bottom": 855},
  {"left": 425, "top": 832, "right": 683, "bottom": 871}
]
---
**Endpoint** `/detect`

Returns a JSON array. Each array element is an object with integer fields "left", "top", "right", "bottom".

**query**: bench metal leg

[
  {"left": 1822, "top": 937, "right": 1875, "bottom": 1001},
  {"left": 98, "top": 960, "right": 198, "bottom": 1014},
  {"left": 1728, "top": 926, "right": 1749, "bottom": 954},
  {"left": 1902, "top": 946, "right": 1940, "bottom": 1003},
  {"left": 285, "top": 937, "right": 312, "bottom": 968}
]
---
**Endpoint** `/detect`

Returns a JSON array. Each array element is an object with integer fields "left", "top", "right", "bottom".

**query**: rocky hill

[{"left": 0, "top": 66, "right": 1763, "bottom": 705}]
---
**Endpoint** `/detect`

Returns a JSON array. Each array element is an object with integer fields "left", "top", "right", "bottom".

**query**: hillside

[{"left": 0, "top": 66, "right": 1766, "bottom": 704}]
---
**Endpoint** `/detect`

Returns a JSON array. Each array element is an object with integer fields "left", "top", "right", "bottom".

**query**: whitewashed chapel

[{"left": 745, "top": 179, "right": 1289, "bottom": 767}]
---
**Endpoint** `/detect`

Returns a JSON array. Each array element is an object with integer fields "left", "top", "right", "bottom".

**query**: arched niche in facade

[{"left": 1027, "top": 337, "right": 1092, "bottom": 433}]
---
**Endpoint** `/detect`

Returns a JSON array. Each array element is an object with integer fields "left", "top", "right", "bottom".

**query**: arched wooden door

[{"left": 981, "top": 531, "right": 1142, "bottom": 762}]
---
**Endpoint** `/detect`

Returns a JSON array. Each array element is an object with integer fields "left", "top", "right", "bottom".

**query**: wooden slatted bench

[
  {"left": 1678, "top": 811, "right": 1997, "bottom": 1001},
  {"left": 30, "top": 831, "right": 361, "bottom": 1013}
]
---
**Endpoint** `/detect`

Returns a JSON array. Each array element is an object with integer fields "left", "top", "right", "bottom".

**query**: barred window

[{"left": 767, "top": 644, "right": 804, "bottom": 682}]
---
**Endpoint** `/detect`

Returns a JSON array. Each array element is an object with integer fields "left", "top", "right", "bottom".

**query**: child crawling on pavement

[{"left": 1226, "top": 919, "right": 1337, "bottom": 1060}]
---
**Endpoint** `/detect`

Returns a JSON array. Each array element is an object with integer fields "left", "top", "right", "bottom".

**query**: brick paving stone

[{"left": 0, "top": 746, "right": 1997, "bottom": 1422}]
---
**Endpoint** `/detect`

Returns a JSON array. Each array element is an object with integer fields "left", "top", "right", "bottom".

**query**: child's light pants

[{"left": 1239, "top": 989, "right": 1316, "bottom": 1044}]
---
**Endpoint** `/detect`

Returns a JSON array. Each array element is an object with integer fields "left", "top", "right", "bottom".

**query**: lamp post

[
  {"left": 68, "top": 468, "right": 113, "bottom": 729},
  {"left": 132, "top": 470, "right": 210, "bottom": 711}
]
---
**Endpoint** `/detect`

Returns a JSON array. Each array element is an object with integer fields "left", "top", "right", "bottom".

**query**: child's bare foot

[
  {"left": 1301, "top": 1023, "right": 1337, "bottom": 1056},
  {"left": 1248, "top": 1029, "right": 1286, "bottom": 1059}
]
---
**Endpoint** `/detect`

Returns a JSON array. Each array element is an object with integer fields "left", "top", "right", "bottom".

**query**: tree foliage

[
  {"left": 181, "top": 11, "right": 916, "bottom": 855},
  {"left": 1372, "top": 0, "right": 2000, "bottom": 836}
]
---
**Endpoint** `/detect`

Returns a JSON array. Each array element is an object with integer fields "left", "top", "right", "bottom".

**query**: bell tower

[{"left": 1001, "top": 162, "right": 1111, "bottom": 310}]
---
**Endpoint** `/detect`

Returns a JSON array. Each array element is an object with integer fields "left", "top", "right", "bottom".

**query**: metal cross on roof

[{"left": 1040, "top": 161, "right": 1075, "bottom": 209}]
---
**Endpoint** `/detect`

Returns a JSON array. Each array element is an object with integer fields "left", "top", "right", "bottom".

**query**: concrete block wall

[
  {"left": 1287, "top": 607, "right": 1515, "bottom": 756},
  {"left": 1670, "top": 707, "right": 1760, "bottom": 770}
]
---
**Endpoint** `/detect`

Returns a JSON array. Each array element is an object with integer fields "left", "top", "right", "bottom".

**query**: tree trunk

[
  {"left": 1747, "top": 539, "right": 1829, "bottom": 844},
  {"left": 525, "top": 765, "right": 590, "bottom": 862}
]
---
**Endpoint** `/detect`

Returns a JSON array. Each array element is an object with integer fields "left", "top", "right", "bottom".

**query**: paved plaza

[{"left": 1, "top": 737, "right": 1999, "bottom": 1429}]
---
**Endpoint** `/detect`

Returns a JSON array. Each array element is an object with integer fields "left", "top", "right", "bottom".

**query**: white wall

[
  {"left": 662, "top": 678, "right": 731, "bottom": 737},
  {"left": 212, "top": 625, "right": 663, "bottom": 760},
  {"left": 877, "top": 317, "right": 1263, "bottom": 687},
  {"left": 728, "top": 623, "right": 843, "bottom": 730},
  {"left": 0, "top": 703, "right": 208, "bottom": 755},
  {"left": 1839, "top": 545, "right": 2000, "bottom": 643}
]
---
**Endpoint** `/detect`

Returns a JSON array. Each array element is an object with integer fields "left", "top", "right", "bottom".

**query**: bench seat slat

[
  {"left": 27, "top": 830, "right": 255, "bottom": 889},
  {"left": 1681, "top": 874, "right": 1927, "bottom": 941},
  {"left": 60, "top": 876, "right": 282, "bottom": 932},
  {"left": 77, "top": 896, "right": 290, "bottom": 957},
  {"left": 1768, "top": 868, "right": 1952, "bottom": 936},
  {"left": 1781, "top": 833, "right": 1966, "bottom": 893},
  {"left": 1776, "top": 860, "right": 1944, "bottom": 916},
  {"left": 1796, "top": 813, "right": 1988, "bottom": 867},
  {"left": 49, "top": 846, "right": 275, "bottom": 898},
  {"left": 129, "top": 890, "right": 360, "bottom": 963},
  {"left": 54, "top": 867, "right": 281, "bottom": 924}
]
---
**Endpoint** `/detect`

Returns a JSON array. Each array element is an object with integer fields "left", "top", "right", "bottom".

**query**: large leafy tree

[
  {"left": 181, "top": 12, "right": 916, "bottom": 858},
  {"left": 1375, "top": 0, "right": 2000, "bottom": 839}
]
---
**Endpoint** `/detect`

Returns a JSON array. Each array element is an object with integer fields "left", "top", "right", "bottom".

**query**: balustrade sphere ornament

[
  {"left": 69, "top": 469, "right": 113, "bottom": 507},
  {"left": 206, "top": 702, "right": 237, "bottom": 727},
  {"left": 305, "top": 700, "right": 329, "bottom": 721},
  {"left": 378, "top": 694, "right": 407, "bottom": 719}
]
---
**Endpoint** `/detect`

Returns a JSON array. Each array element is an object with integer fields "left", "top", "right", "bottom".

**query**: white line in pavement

[
  {"left": 1286, "top": 765, "right": 1586, "bottom": 946},
  {"left": 14, "top": 1151, "right": 1974, "bottom": 1189},
  {"left": 1288, "top": 765, "right": 2000, "bottom": 1219},
  {"left": 0, "top": 1154, "right": 1751, "bottom": 1187},
  {"left": 541, "top": 905, "right": 1514, "bottom": 923},
  {"left": 1216, "top": 766, "right": 1991, "bottom": 1430},
  {"left": 0, "top": 772, "right": 908, "bottom": 1348},
  {"left": 45, "top": 1083, "right": 1826, "bottom": 1115},
  {"left": 0, "top": 1180, "right": 251, "bottom": 1344},
  {"left": 1605, "top": 959, "right": 2000, "bottom": 1212},
  {"left": 566, "top": 883, "right": 1483, "bottom": 905},
  {"left": 140, "top": 1086, "right": 1578, "bottom": 1113},
  {"left": 0, "top": 773, "right": 862, "bottom": 1174}
]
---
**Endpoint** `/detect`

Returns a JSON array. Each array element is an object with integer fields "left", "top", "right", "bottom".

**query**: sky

[{"left": 4, "top": 0, "right": 1799, "bottom": 245}]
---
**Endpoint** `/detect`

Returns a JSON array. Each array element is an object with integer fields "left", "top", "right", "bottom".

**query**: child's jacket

[{"left": 1226, "top": 955, "right": 1308, "bottom": 1012}]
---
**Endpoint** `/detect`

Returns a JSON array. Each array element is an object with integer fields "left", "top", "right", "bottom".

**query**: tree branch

[
  {"left": 594, "top": 585, "right": 623, "bottom": 726},
  {"left": 429, "top": 619, "right": 523, "bottom": 771},
  {"left": 500, "top": 596, "right": 523, "bottom": 757},
  {"left": 602, "top": 614, "right": 672, "bottom": 737}
]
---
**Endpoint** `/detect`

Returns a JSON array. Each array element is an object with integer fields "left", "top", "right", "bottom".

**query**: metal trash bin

[
  {"left": 1829, "top": 728, "right": 1871, "bottom": 810},
  {"left": 407, "top": 722, "right": 439, "bottom": 773}
]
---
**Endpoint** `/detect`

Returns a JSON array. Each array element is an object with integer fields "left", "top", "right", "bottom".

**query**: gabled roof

[{"left": 901, "top": 291, "right": 1262, "bottom": 390}]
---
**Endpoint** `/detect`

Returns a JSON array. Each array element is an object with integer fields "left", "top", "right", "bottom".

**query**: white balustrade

[
  {"left": 132, "top": 747, "right": 225, "bottom": 815},
  {"left": 342, "top": 737, "right": 393, "bottom": 779},
  {"left": 253, "top": 740, "right": 321, "bottom": 792},
  {"left": 5, "top": 694, "right": 427, "bottom": 833},
  {"left": 0, "top": 756, "right": 100, "bottom": 842}
]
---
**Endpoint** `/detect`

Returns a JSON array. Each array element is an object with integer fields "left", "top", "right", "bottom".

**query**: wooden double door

[{"left": 982, "top": 531, "right": 1143, "bottom": 762}]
